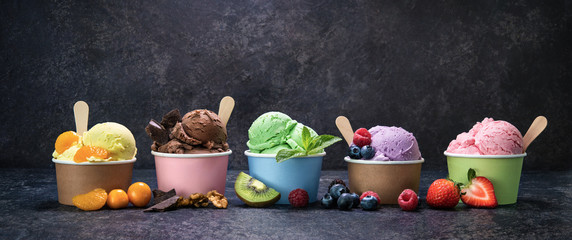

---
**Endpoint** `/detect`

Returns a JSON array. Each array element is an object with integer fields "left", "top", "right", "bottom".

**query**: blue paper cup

[{"left": 245, "top": 150, "right": 325, "bottom": 204}]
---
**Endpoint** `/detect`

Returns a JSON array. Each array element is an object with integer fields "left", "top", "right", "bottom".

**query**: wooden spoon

[
  {"left": 218, "top": 96, "right": 235, "bottom": 128},
  {"left": 73, "top": 101, "right": 89, "bottom": 134},
  {"left": 335, "top": 116, "right": 354, "bottom": 146},
  {"left": 522, "top": 116, "right": 547, "bottom": 153}
]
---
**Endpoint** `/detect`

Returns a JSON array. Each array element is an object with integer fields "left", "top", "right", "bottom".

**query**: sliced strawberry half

[{"left": 461, "top": 169, "right": 498, "bottom": 208}]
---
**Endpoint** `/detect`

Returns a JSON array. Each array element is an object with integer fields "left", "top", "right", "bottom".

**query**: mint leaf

[
  {"left": 301, "top": 126, "right": 311, "bottom": 150},
  {"left": 276, "top": 149, "right": 307, "bottom": 163},
  {"left": 307, "top": 135, "right": 342, "bottom": 155},
  {"left": 276, "top": 128, "right": 342, "bottom": 163},
  {"left": 307, "top": 137, "right": 320, "bottom": 151}
]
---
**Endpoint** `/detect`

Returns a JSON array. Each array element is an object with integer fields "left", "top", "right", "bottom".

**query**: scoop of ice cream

[
  {"left": 447, "top": 118, "right": 523, "bottom": 155},
  {"left": 246, "top": 111, "right": 320, "bottom": 154},
  {"left": 447, "top": 132, "right": 483, "bottom": 155},
  {"left": 247, "top": 112, "right": 298, "bottom": 153},
  {"left": 147, "top": 109, "right": 229, "bottom": 154},
  {"left": 82, "top": 122, "right": 137, "bottom": 161},
  {"left": 181, "top": 109, "right": 227, "bottom": 145},
  {"left": 366, "top": 126, "right": 422, "bottom": 161}
]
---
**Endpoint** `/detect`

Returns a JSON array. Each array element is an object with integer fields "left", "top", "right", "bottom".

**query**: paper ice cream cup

[
  {"left": 152, "top": 150, "right": 231, "bottom": 197},
  {"left": 53, "top": 158, "right": 136, "bottom": 206},
  {"left": 445, "top": 152, "right": 526, "bottom": 205},
  {"left": 345, "top": 157, "right": 424, "bottom": 204},
  {"left": 245, "top": 150, "right": 324, "bottom": 204}
]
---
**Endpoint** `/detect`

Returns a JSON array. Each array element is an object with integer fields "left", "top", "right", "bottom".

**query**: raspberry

[
  {"left": 359, "top": 191, "right": 380, "bottom": 204},
  {"left": 353, "top": 128, "right": 372, "bottom": 147},
  {"left": 288, "top": 188, "right": 309, "bottom": 207},
  {"left": 398, "top": 189, "right": 418, "bottom": 211}
]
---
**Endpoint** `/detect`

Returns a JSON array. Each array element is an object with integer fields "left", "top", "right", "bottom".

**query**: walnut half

[
  {"left": 207, "top": 190, "right": 228, "bottom": 209},
  {"left": 177, "top": 193, "right": 209, "bottom": 208}
]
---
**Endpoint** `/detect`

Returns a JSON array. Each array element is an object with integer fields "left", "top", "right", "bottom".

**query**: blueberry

[
  {"left": 321, "top": 193, "right": 336, "bottom": 209},
  {"left": 337, "top": 193, "right": 354, "bottom": 210},
  {"left": 350, "top": 193, "right": 360, "bottom": 208},
  {"left": 348, "top": 145, "right": 362, "bottom": 159},
  {"left": 360, "top": 195, "right": 378, "bottom": 211},
  {"left": 361, "top": 145, "right": 375, "bottom": 160},
  {"left": 329, "top": 184, "right": 349, "bottom": 199}
]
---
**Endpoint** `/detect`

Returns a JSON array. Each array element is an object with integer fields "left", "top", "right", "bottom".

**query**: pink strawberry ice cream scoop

[
  {"left": 368, "top": 126, "right": 422, "bottom": 161},
  {"left": 447, "top": 118, "right": 523, "bottom": 155}
]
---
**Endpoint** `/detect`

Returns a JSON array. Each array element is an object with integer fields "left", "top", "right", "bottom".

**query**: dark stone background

[{"left": 1, "top": 0, "right": 570, "bottom": 170}]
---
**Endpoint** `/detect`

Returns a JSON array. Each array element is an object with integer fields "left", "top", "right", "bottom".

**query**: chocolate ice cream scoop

[
  {"left": 148, "top": 108, "right": 229, "bottom": 154},
  {"left": 170, "top": 122, "right": 202, "bottom": 145},
  {"left": 181, "top": 109, "right": 227, "bottom": 145}
]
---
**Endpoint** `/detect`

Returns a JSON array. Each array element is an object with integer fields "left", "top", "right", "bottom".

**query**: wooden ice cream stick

[
  {"left": 74, "top": 101, "right": 89, "bottom": 134},
  {"left": 336, "top": 116, "right": 354, "bottom": 146},
  {"left": 522, "top": 116, "right": 547, "bottom": 153},
  {"left": 218, "top": 96, "right": 235, "bottom": 128}
]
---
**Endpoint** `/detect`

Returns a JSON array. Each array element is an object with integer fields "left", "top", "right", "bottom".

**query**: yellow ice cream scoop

[{"left": 82, "top": 122, "right": 137, "bottom": 161}]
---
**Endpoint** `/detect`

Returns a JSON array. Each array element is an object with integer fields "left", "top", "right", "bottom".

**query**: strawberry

[
  {"left": 426, "top": 178, "right": 460, "bottom": 209},
  {"left": 461, "top": 169, "right": 497, "bottom": 208},
  {"left": 353, "top": 128, "right": 372, "bottom": 147}
]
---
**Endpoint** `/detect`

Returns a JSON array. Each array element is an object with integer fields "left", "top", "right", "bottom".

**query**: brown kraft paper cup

[
  {"left": 53, "top": 159, "right": 135, "bottom": 206},
  {"left": 346, "top": 157, "right": 424, "bottom": 204}
]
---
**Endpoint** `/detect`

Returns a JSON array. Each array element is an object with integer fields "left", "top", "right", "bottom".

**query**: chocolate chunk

[
  {"left": 145, "top": 119, "right": 169, "bottom": 144},
  {"left": 144, "top": 196, "right": 180, "bottom": 212},
  {"left": 152, "top": 189, "right": 177, "bottom": 205},
  {"left": 161, "top": 109, "right": 182, "bottom": 129}
]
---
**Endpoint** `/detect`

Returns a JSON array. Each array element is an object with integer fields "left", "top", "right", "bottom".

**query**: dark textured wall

[{"left": 1, "top": 0, "right": 570, "bottom": 170}]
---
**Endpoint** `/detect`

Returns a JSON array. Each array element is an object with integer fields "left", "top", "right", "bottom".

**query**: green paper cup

[{"left": 445, "top": 152, "right": 526, "bottom": 205}]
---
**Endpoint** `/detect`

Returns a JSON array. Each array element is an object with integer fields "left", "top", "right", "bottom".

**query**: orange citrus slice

[
  {"left": 55, "top": 131, "right": 80, "bottom": 154},
  {"left": 72, "top": 188, "right": 108, "bottom": 211},
  {"left": 74, "top": 146, "right": 110, "bottom": 163}
]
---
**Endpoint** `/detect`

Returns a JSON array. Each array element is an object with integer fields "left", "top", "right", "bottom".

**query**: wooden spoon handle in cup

[
  {"left": 73, "top": 101, "right": 89, "bottom": 135},
  {"left": 336, "top": 116, "right": 354, "bottom": 146},
  {"left": 218, "top": 96, "right": 235, "bottom": 128},
  {"left": 522, "top": 116, "right": 547, "bottom": 153}
]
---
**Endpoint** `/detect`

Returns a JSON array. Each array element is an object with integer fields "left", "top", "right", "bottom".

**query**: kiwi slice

[{"left": 234, "top": 172, "right": 280, "bottom": 207}]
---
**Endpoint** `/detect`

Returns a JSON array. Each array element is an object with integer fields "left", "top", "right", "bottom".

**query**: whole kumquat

[
  {"left": 107, "top": 189, "right": 129, "bottom": 209},
  {"left": 127, "top": 182, "right": 152, "bottom": 207}
]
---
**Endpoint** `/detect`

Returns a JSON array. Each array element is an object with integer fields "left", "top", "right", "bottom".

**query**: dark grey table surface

[{"left": 1, "top": 169, "right": 570, "bottom": 239}]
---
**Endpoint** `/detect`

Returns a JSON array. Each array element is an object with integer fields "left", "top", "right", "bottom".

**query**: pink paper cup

[
  {"left": 52, "top": 158, "right": 136, "bottom": 206},
  {"left": 152, "top": 150, "right": 231, "bottom": 196}
]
